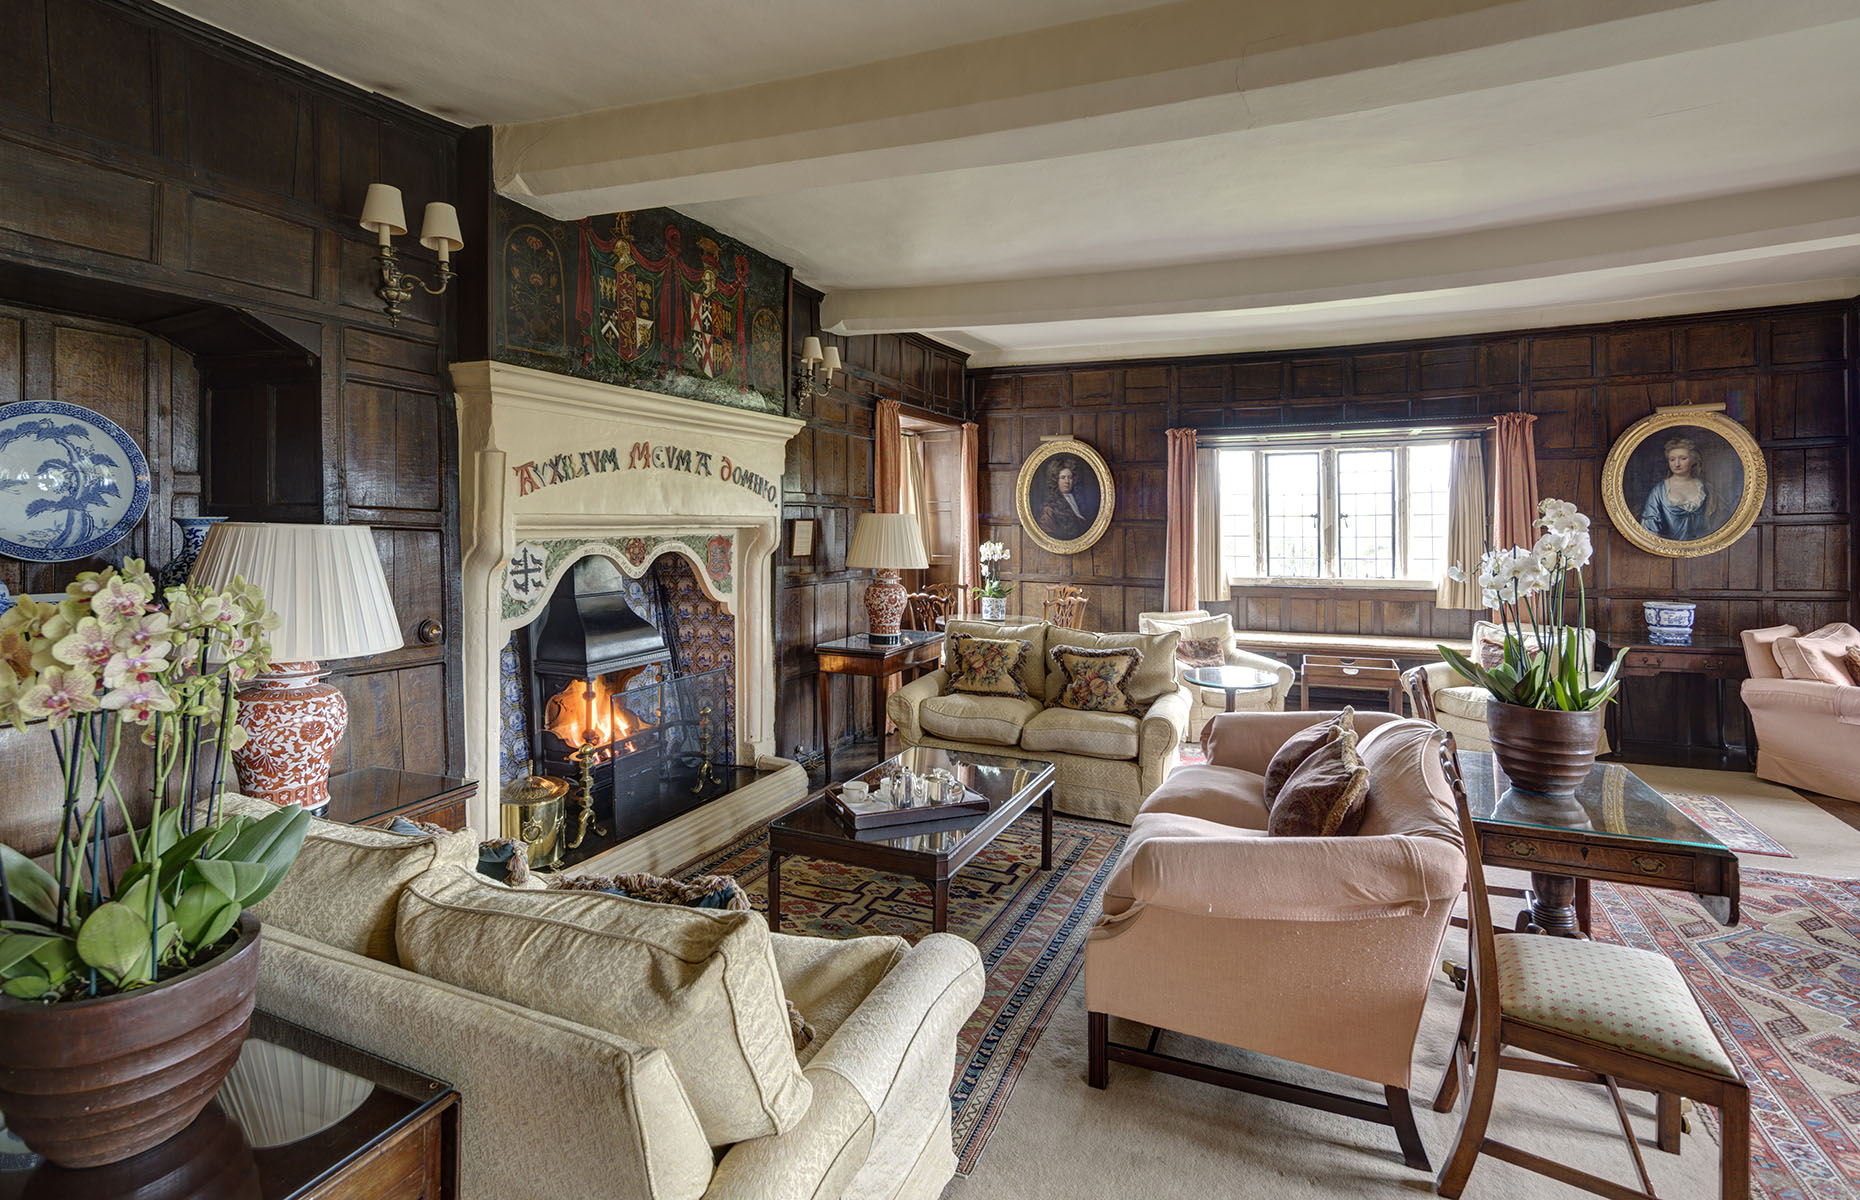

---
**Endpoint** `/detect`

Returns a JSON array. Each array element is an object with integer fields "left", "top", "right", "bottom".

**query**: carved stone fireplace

[{"left": 452, "top": 361, "right": 806, "bottom": 872}]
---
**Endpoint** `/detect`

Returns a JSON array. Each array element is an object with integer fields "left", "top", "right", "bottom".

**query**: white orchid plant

[
  {"left": 0, "top": 560, "right": 310, "bottom": 1003},
  {"left": 974, "top": 541, "right": 1013, "bottom": 600},
  {"left": 1439, "top": 499, "right": 1622, "bottom": 713}
]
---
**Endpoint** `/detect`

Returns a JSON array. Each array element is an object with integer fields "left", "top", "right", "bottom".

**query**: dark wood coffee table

[{"left": 767, "top": 746, "right": 1056, "bottom": 933}]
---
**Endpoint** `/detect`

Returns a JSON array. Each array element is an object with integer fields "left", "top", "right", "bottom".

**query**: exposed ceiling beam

[
  {"left": 493, "top": 0, "right": 1824, "bottom": 218},
  {"left": 817, "top": 176, "right": 1860, "bottom": 334}
]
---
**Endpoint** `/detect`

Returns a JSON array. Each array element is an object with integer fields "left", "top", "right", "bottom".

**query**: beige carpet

[{"left": 942, "top": 764, "right": 1860, "bottom": 1199}]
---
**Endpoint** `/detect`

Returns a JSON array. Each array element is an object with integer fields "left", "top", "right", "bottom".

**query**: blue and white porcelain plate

[{"left": 0, "top": 401, "right": 151, "bottom": 563}]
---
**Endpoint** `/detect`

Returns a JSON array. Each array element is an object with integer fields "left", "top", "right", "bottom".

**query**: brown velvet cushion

[
  {"left": 945, "top": 634, "right": 1032, "bottom": 697},
  {"left": 1261, "top": 708, "right": 1353, "bottom": 807},
  {"left": 1266, "top": 718, "right": 1370, "bottom": 838},
  {"left": 1176, "top": 637, "right": 1225, "bottom": 668}
]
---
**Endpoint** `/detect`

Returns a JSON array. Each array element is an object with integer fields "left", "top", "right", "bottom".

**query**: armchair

[
  {"left": 1137, "top": 609, "right": 1294, "bottom": 742},
  {"left": 1405, "top": 620, "right": 1608, "bottom": 755},
  {"left": 1740, "top": 623, "right": 1860, "bottom": 802},
  {"left": 1086, "top": 710, "right": 1466, "bottom": 1168}
]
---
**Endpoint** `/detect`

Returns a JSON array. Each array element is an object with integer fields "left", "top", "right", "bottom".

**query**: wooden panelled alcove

[{"left": 0, "top": 0, "right": 470, "bottom": 845}]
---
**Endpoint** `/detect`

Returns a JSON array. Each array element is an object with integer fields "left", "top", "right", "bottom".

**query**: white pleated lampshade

[
  {"left": 190, "top": 523, "right": 404, "bottom": 662},
  {"left": 846, "top": 512, "right": 928, "bottom": 570}
]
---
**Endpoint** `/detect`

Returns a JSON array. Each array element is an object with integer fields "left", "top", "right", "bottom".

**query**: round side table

[{"left": 1182, "top": 664, "right": 1282, "bottom": 712}]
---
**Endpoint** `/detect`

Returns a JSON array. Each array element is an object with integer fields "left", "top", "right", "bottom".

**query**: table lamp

[
  {"left": 190, "top": 523, "right": 404, "bottom": 810},
  {"left": 846, "top": 512, "right": 928, "bottom": 646}
]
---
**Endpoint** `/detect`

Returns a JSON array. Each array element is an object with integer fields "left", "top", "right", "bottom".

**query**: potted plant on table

[
  {"left": 973, "top": 541, "right": 1013, "bottom": 621},
  {"left": 0, "top": 559, "right": 310, "bottom": 1169},
  {"left": 1440, "top": 499, "right": 1621, "bottom": 803}
]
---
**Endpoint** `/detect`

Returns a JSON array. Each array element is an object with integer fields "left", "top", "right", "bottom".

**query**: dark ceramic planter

[
  {"left": 0, "top": 913, "right": 260, "bottom": 1169},
  {"left": 1485, "top": 700, "right": 1603, "bottom": 800}
]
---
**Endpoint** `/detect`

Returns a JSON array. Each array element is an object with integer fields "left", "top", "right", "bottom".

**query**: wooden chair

[
  {"left": 1041, "top": 584, "right": 1087, "bottom": 629},
  {"left": 1432, "top": 736, "right": 1751, "bottom": 1200},
  {"left": 903, "top": 582, "right": 962, "bottom": 631}
]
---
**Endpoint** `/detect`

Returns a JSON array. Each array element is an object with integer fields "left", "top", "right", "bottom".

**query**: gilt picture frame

[
  {"left": 1015, "top": 438, "right": 1115, "bottom": 556},
  {"left": 1601, "top": 408, "right": 1765, "bottom": 559}
]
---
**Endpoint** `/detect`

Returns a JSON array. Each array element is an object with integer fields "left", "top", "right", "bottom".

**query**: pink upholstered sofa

[{"left": 1740, "top": 623, "right": 1860, "bottom": 803}]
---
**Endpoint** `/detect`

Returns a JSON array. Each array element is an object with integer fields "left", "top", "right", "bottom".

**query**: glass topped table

[
  {"left": 0, "top": 1011, "right": 458, "bottom": 1198},
  {"left": 768, "top": 745, "right": 1057, "bottom": 933},
  {"left": 1182, "top": 664, "right": 1283, "bottom": 712},
  {"left": 1459, "top": 750, "right": 1739, "bottom": 933},
  {"left": 815, "top": 630, "right": 945, "bottom": 776}
]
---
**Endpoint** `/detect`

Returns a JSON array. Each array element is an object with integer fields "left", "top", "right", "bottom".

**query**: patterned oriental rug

[
  {"left": 1591, "top": 869, "right": 1860, "bottom": 1200},
  {"left": 680, "top": 813, "right": 1127, "bottom": 1176}
]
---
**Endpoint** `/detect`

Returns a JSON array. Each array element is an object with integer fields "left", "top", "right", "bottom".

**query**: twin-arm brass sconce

[
  {"left": 795, "top": 336, "right": 842, "bottom": 402},
  {"left": 359, "top": 184, "right": 463, "bottom": 326}
]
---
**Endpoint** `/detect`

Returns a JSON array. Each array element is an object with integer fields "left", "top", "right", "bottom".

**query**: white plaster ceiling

[{"left": 160, "top": 0, "right": 1860, "bottom": 366}]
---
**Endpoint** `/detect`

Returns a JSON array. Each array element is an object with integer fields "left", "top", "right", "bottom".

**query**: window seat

[{"left": 1228, "top": 630, "right": 1447, "bottom": 666}]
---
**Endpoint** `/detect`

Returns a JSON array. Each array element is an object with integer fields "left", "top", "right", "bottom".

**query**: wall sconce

[
  {"left": 359, "top": 183, "right": 463, "bottom": 327},
  {"left": 794, "top": 336, "right": 842, "bottom": 402}
]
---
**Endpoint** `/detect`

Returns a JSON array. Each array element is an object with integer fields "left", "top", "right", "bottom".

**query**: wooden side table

[
  {"left": 323, "top": 767, "right": 479, "bottom": 830},
  {"left": 816, "top": 631, "right": 944, "bottom": 776},
  {"left": 1598, "top": 632, "right": 1752, "bottom": 769},
  {"left": 0, "top": 1011, "right": 460, "bottom": 1198},
  {"left": 1299, "top": 654, "right": 1404, "bottom": 713}
]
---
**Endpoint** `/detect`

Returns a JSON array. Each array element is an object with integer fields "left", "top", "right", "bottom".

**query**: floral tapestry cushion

[
  {"left": 1050, "top": 645, "right": 1145, "bottom": 714},
  {"left": 1175, "top": 637, "right": 1226, "bottom": 669},
  {"left": 1494, "top": 932, "right": 1735, "bottom": 1077},
  {"left": 1266, "top": 710, "right": 1371, "bottom": 837},
  {"left": 1847, "top": 645, "right": 1860, "bottom": 685},
  {"left": 1261, "top": 708, "right": 1353, "bottom": 807},
  {"left": 944, "top": 634, "right": 1032, "bottom": 698}
]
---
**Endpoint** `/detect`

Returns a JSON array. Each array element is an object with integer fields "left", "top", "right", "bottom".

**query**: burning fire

[{"left": 545, "top": 677, "right": 643, "bottom": 749}]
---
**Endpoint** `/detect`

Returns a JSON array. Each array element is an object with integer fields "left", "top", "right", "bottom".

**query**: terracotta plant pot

[
  {"left": 0, "top": 913, "right": 261, "bottom": 1169},
  {"left": 1485, "top": 700, "right": 1604, "bottom": 799}
]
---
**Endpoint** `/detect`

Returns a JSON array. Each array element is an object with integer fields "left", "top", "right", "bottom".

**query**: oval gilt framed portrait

[
  {"left": 1601, "top": 409, "right": 1765, "bottom": 558},
  {"left": 1015, "top": 438, "right": 1115, "bottom": 555}
]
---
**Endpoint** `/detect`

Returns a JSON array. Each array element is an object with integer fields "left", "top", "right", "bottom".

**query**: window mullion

[
  {"left": 1395, "top": 446, "right": 1409, "bottom": 579},
  {"left": 1253, "top": 451, "right": 1267, "bottom": 577}
]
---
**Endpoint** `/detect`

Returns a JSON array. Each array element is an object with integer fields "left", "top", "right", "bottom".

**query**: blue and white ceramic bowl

[
  {"left": 0, "top": 401, "right": 150, "bottom": 563},
  {"left": 1643, "top": 600, "right": 1697, "bottom": 645}
]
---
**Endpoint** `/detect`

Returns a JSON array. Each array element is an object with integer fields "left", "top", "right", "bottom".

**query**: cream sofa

[
  {"left": 1407, "top": 620, "right": 1610, "bottom": 755},
  {"left": 1137, "top": 609, "right": 1295, "bottom": 742},
  {"left": 888, "top": 619, "right": 1189, "bottom": 824},
  {"left": 233, "top": 796, "right": 986, "bottom": 1200},
  {"left": 1741, "top": 623, "right": 1860, "bottom": 803}
]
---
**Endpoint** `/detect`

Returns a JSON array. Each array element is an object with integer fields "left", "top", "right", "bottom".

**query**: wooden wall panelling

[
  {"left": 776, "top": 284, "right": 970, "bottom": 758},
  {"left": 970, "top": 299, "right": 1856, "bottom": 758},
  {"left": 0, "top": 0, "right": 471, "bottom": 839}
]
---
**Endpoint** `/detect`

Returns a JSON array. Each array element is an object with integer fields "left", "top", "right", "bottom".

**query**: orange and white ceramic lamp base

[
  {"left": 863, "top": 569, "right": 908, "bottom": 646},
  {"left": 231, "top": 661, "right": 349, "bottom": 811}
]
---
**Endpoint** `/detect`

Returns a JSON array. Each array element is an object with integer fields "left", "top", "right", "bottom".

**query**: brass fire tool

[
  {"left": 691, "top": 705, "right": 719, "bottom": 794},
  {"left": 566, "top": 736, "right": 608, "bottom": 849}
]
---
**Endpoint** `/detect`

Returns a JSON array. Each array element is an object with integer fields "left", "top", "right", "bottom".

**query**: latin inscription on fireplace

[{"left": 509, "top": 439, "right": 778, "bottom": 505}]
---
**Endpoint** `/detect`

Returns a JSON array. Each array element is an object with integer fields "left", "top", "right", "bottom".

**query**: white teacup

[{"left": 841, "top": 780, "right": 870, "bottom": 800}]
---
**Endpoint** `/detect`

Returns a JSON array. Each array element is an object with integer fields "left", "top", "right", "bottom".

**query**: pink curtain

[
  {"left": 958, "top": 422, "right": 980, "bottom": 614},
  {"left": 1490, "top": 412, "right": 1540, "bottom": 552},
  {"left": 874, "top": 399, "right": 904, "bottom": 514},
  {"left": 1165, "top": 428, "right": 1198, "bottom": 611}
]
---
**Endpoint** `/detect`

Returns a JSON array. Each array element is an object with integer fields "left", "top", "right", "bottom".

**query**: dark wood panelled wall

[
  {"left": 0, "top": 0, "right": 467, "bottom": 847},
  {"left": 972, "top": 300, "right": 1858, "bottom": 752},
  {"left": 777, "top": 284, "right": 968, "bottom": 758}
]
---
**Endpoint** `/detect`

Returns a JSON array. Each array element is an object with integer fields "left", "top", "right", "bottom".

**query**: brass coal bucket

[{"left": 500, "top": 775, "right": 567, "bottom": 870}]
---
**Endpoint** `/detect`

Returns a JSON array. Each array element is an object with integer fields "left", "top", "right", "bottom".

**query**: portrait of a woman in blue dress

[{"left": 1638, "top": 435, "right": 1721, "bottom": 541}]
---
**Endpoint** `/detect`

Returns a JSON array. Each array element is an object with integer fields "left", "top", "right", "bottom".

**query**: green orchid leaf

[
  {"left": 28, "top": 937, "right": 75, "bottom": 981},
  {"left": 191, "top": 859, "right": 238, "bottom": 899},
  {"left": 0, "top": 846, "right": 59, "bottom": 924},
  {"left": 221, "top": 805, "right": 303, "bottom": 866},
  {"left": 73, "top": 902, "right": 151, "bottom": 985},
  {"left": 242, "top": 807, "right": 311, "bottom": 906},
  {"left": 2, "top": 975, "right": 49, "bottom": 1000},
  {"left": 194, "top": 901, "right": 241, "bottom": 951},
  {"left": 1438, "top": 645, "right": 1484, "bottom": 687},
  {"left": 156, "top": 828, "right": 218, "bottom": 882},
  {"left": 172, "top": 882, "right": 232, "bottom": 947},
  {"left": 204, "top": 820, "right": 244, "bottom": 858},
  {"left": 0, "top": 932, "right": 59, "bottom": 975},
  {"left": 221, "top": 862, "right": 270, "bottom": 905}
]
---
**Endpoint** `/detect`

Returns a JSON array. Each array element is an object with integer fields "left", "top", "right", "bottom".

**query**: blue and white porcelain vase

[
  {"left": 159, "top": 516, "right": 227, "bottom": 592},
  {"left": 979, "top": 595, "right": 1008, "bottom": 621},
  {"left": 1642, "top": 600, "right": 1697, "bottom": 646}
]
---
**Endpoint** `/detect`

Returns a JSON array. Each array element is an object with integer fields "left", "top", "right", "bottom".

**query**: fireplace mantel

[{"left": 451, "top": 361, "right": 805, "bottom": 838}]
